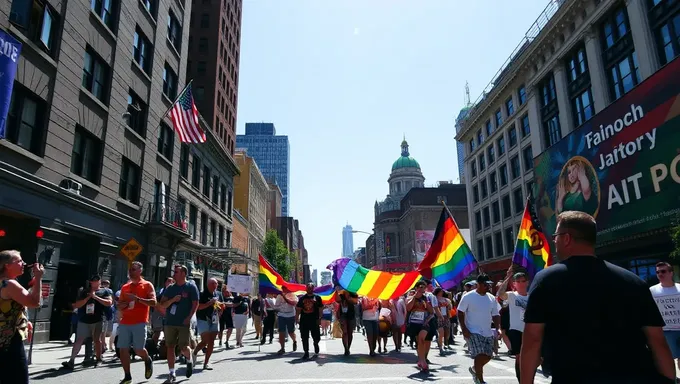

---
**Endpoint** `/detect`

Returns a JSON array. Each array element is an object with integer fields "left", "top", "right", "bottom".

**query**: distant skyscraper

[
  {"left": 312, "top": 269, "right": 318, "bottom": 286},
  {"left": 342, "top": 224, "right": 354, "bottom": 257},
  {"left": 236, "top": 123, "right": 291, "bottom": 215},
  {"left": 320, "top": 271, "right": 332, "bottom": 286}
]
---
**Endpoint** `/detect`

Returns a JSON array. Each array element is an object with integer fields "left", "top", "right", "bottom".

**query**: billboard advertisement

[
  {"left": 533, "top": 57, "right": 680, "bottom": 245},
  {"left": 414, "top": 229, "right": 472, "bottom": 261},
  {"left": 384, "top": 233, "right": 396, "bottom": 256}
]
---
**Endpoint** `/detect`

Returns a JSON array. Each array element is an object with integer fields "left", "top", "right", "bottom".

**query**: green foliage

[
  {"left": 261, "top": 230, "right": 292, "bottom": 279},
  {"left": 671, "top": 220, "right": 680, "bottom": 260}
]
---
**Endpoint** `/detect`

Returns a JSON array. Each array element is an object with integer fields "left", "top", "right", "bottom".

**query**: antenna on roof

[{"left": 464, "top": 82, "right": 471, "bottom": 107}]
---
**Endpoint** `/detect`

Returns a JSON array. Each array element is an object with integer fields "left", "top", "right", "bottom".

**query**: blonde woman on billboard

[{"left": 555, "top": 157, "right": 599, "bottom": 217}]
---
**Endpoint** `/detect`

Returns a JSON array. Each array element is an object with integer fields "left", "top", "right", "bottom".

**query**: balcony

[{"left": 144, "top": 198, "right": 190, "bottom": 238}]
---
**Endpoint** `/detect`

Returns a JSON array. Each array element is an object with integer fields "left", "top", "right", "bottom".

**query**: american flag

[{"left": 169, "top": 85, "right": 206, "bottom": 143}]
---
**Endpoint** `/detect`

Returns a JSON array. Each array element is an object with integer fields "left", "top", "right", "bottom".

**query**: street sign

[{"left": 120, "top": 238, "right": 143, "bottom": 261}]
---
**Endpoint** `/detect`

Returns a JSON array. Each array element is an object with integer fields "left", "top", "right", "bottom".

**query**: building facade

[
  {"left": 230, "top": 209, "right": 249, "bottom": 274},
  {"left": 342, "top": 224, "right": 354, "bottom": 257},
  {"left": 233, "top": 150, "right": 268, "bottom": 265},
  {"left": 320, "top": 270, "right": 332, "bottom": 286},
  {"left": 236, "top": 123, "right": 291, "bottom": 215},
  {"left": 266, "top": 181, "right": 283, "bottom": 230},
  {"left": 0, "top": 0, "right": 197, "bottom": 342},
  {"left": 186, "top": 0, "right": 242, "bottom": 155},
  {"left": 455, "top": 0, "right": 679, "bottom": 282}
]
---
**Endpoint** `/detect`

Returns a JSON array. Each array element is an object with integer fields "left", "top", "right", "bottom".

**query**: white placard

[
  {"left": 654, "top": 293, "right": 680, "bottom": 330},
  {"left": 227, "top": 274, "right": 252, "bottom": 295}
]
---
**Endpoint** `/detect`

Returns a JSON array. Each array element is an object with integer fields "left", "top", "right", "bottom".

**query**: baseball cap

[
  {"left": 465, "top": 281, "right": 476, "bottom": 286},
  {"left": 476, "top": 274, "right": 492, "bottom": 285}
]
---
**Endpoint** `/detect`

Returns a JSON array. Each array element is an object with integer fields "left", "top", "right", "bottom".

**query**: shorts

[
  {"left": 102, "top": 319, "right": 113, "bottom": 336},
  {"left": 664, "top": 331, "right": 680, "bottom": 358},
  {"left": 76, "top": 321, "right": 103, "bottom": 340},
  {"left": 500, "top": 307, "right": 510, "bottom": 331},
  {"left": 468, "top": 333, "right": 494, "bottom": 358},
  {"left": 233, "top": 314, "right": 247, "bottom": 329},
  {"left": 363, "top": 320, "right": 378, "bottom": 338},
  {"left": 339, "top": 318, "right": 356, "bottom": 332},
  {"left": 116, "top": 323, "right": 147, "bottom": 350},
  {"left": 151, "top": 312, "right": 164, "bottom": 331},
  {"left": 197, "top": 320, "right": 219, "bottom": 334},
  {"left": 437, "top": 316, "right": 450, "bottom": 329},
  {"left": 220, "top": 314, "right": 234, "bottom": 331},
  {"left": 322, "top": 313, "right": 332, "bottom": 321},
  {"left": 407, "top": 317, "right": 437, "bottom": 342},
  {"left": 164, "top": 325, "right": 191, "bottom": 347},
  {"left": 278, "top": 316, "right": 295, "bottom": 334},
  {"left": 507, "top": 329, "right": 523, "bottom": 355}
]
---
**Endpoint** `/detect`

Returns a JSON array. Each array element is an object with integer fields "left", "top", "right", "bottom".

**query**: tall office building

[
  {"left": 342, "top": 224, "right": 354, "bottom": 257},
  {"left": 187, "top": 0, "right": 242, "bottom": 155},
  {"left": 236, "top": 123, "right": 291, "bottom": 215}
]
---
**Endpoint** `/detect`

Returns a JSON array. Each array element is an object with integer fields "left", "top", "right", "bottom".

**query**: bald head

[{"left": 207, "top": 278, "right": 218, "bottom": 292}]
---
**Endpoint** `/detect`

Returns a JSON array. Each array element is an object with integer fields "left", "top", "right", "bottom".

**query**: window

[
  {"left": 475, "top": 211, "right": 482, "bottom": 231},
  {"left": 499, "top": 164, "right": 508, "bottom": 186},
  {"left": 227, "top": 189, "right": 233, "bottom": 216},
  {"left": 481, "top": 178, "right": 488, "bottom": 199},
  {"left": 487, "top": 145, "right": 495, "bottom": 164},
  {"left": 654, "top": 13, "right": 680, "bottom": 65},
  {"left": 485, "top": 120, "right": 493, "bottom": 136},
  {"left": 218, "top": 225, "right": 225, "bottom": 247},
  {"left": 497, "top": 136, "right": 505, "bottom": 156},
  {"left": 476, "top": 130, "right": 483, "bottom": 145},
  {"left": 157, "top": 123, "right": 174, "bottom": 160},
  {"left": 202, "top": 166, "right": 211, "bottom": 197},
  {"left": 200, "top": 13, "right": 210, "bottom": 28},
  {"left": 490, "top": 171, "right": 498, "bottom": 193},
  {"left": 543, "top": 115, "right": 562, "bottom": 147},
  {"left": 601, "top": 7, "right": 639, "bottom": 100},
  {"left": 492, "top": 201, "right": 500, "bottom": 224},
  {"left": 495, "top": 109, "right": 502, "bottom": 127},
  {"left": 482, "top": 207, "right": 490, "bottom": 228},
  {"left": 572, "top": 89, "right": 594, "bottom": 126},
  {"left": 566, "top": 45, "right": 588, "bottom": 83},
  {"left": 469, "top": 139, "right": 476, "bottom": 153},
  {"left": 200, "top": 212, "right": 208, "bottom": 244},
  {"left": 508, "top": 125, "right": 518, "bottom": 147},
  {"left": 479, "top": 154, "right": 486, "bottom": 172},
  {"left": 473, "top": 185, "right": 479, "bottom": 204},
  {"left": 191, "top": 155, "right": 201, "bottom": 188},
  {"left": 518, "top": 85, "right": 526, "bottom": 105},
  {"left": 195, "top": 86, "right": 204, "bottom": 102},
  {"left": 505, "top": 227, "right": 515, "bottom": 254},
  {"left": 602, "top": 7, "right": 631, "bottom": 50},
  {"left": 609, "top": 53, "right": 640, "bottom": 100},
  {"left": 513, "top": 188, "right": 524, "bottom": 213},
  {"left": 163, "top": 64, "right": 178, "bottom": 99},
  {"left": 189, "top": 205, "right": 197, "bottom": 239},
  {"left": 470, "top": 160, "right": 477, "bottom": 178},
  {"left": 119, "top": 158, "right": 140, "bottom": 204},
  {"left": 527, "top": 180, "right": 535, "bottom": 199},
  {"left": 220, "top": 183, "right": 227, "bottom": 211},
  {"left": 179, "top": 144, "right": 189, "bottom": 178},
  {"left": 485, "top": 236, "right": 493, "bottom": 259},
  {"left": 477, "top": 239, "right": 485, "bottom": 261},
  {"left": 126, "top": 91, "right": 147, "bottom": 136},
  {"left": 71, "top": 126, "right": 102, "bottom": 184},
  {"left": 91, "top": 0, "right": 114, "bottom": 29},
  {"left": 197, "top": 61, "right": 206, "bottom": 74},
  {"left": 539, "top": 74, "right": 557, "bottom": 108},
  {"left": 505, "top": 97, "right": 514, "bottom": 116},
  {"left": 523, "top": 146, "right": 534, "bottom": 171},
  {"left": 510, "top": 155, "right": 521, "bottom": 179},
  {"left": 82, "top": 48, "right": 109, "bottom": 103},
  {"left": 495, "top": 232, "right": 504, "bottom": 257},
  {"left": 133, "top": 29, "right": 152, "bottom": 74},
  {"left": 198, "top": 38, "right": 208, "bottom": 53},
  {"left": 9, "top": 0, "right": 57, "bottom": 54},
  {"left": 167, "top": 11, "right": 182, "bottom": 51},
  {"left": 212, "top": 176, "right": 219, "bottom": 204},
  {"left": 502, "top": 195, "right": 511, "bottom": 219},
  {"left": 5, "top": 84, "right": 46, "bottom": 156},
  {"left": 210, "top": 219, "right": 217, "bottom": 247},
  {"left": 520, "top": 114, "right": 530, "bottom": 137}
]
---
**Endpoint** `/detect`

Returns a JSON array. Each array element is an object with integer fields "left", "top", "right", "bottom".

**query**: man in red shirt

[{"left": 116, "top": 261, "right": 157, "bottom": 384}]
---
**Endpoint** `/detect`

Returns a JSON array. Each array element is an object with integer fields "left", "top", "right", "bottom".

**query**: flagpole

[{"left": 160, "top": 79, "right": 194, "bottom": 120}]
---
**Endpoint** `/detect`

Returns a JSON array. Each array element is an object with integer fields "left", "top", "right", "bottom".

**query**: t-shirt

[
  {"left": 162, "top": 282, "right": 199, "bottom": 326},
  {"left": 275, "top": 294, "right": 296, "bottom": 318},
  {"left": 196, "top": 289, "right": 223, "bottom": 322},
  {"left": 524, "top": 256, "right": 666, "bottom": 383},
  {"left": 649, "top": 283, "right": 680, "bottom": 331},
  {"left": 457, "top": 291, "right": 499, "bottom": 337},
  {"left": 221, "top": 296, "right": 233, "bottom": 319},
  {"left": 78, "top": 288, "right": 111, "bottom": 324},
  {"left": 337, "top": 292, "right": 358, "bottom": 319},
  {"left": 506, "top": 291, "right": 528, "bottom": 332},
  {"left": 251, "top": 298, "right": 262, "bottom": 316},
  {"left": 233, "top": 295, "right": 248, "bottom": 315},
  {"left": 361, "top": 297, "right": 380, "bottom": 321},
  {"left": 101, "top": 288, "right": 114, "bottom": 321},
  {"left": 296, "top": 294, "right": 322, "bottom": 320},
  {"left": 119, "top": 279, "right": 155, "bottom": 325}
]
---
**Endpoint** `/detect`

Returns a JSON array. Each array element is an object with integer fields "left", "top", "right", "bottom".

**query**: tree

[
  {"left": 671, "top": 219, "right": 680, "bottom": 260},
  {"left": 261, "top": 230, "right": 292, "bottom": 279}
]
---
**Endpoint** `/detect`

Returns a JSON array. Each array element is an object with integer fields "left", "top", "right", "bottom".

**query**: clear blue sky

[{"left": 237, "top": 0, "right": 550, "bottom": 274}]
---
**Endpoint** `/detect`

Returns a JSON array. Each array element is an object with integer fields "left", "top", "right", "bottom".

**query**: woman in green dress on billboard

[{"left": 555, "top": 157, "right": 599, "bottom": 217}]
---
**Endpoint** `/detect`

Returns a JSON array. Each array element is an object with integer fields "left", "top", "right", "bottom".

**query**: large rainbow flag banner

[
  {"left": 259, "top": 254, "right": 337, "bottom": 304},
  {"left": 512, "top": 197, "right": 552, "bottom": 278},
  {"left": 327, "top": 258, "right": 421, "bottom": 300},
  {"left": 417, "top": 207, "right": 478, "bottom": 290}
]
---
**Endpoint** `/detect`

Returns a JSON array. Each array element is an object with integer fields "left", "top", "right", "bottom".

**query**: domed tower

[{"left": 388, "top": 137, "right": 425, "bottom": 200}]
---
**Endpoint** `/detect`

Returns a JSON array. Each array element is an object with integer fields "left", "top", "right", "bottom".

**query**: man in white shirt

[
  {"left": 274, "top": 286, "right": 298, "bottom": 355},
  {"left": 497, "top": 269, "right": 529, "bottom": 382},
  {"left": 650, "top": 261, "right": 680, "bottom": 370},
  {"left": 458, "top": 274, "right": 500, "bottom": 384}
]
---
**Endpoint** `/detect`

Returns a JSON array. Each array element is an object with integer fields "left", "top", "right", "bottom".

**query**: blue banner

[{"left": 0, "top": 30, "right": 21, "bottom": 139}]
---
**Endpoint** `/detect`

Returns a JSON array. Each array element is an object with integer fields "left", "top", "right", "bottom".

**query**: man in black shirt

[
  {"left": 336, "top": 287, "right": 359, "bottom": 356},
  {"left": 296, "top": 283, "right": 323, "bottom": 359},
  {"left": 193, "top": 278, "right": 223, "bottom": 370},
  {"left": 521, "top": 211, "right": 675, "bottom": 384},
  {"left": 62, "top": 275, "right": 112, "bottom": 369}
]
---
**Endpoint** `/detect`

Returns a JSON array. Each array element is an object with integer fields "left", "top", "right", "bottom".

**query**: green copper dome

[{"left": 391, "top": 138, "right": 420, "bottom": 171}]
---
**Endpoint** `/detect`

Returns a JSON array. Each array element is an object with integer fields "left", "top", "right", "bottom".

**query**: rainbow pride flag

[
  {"left": 417, "top": 207, "right": 477, "bottom": 290},
  {"left": 327, "top": 258, "right": 421, "bottom": 300},
  {"left": 512, "top": 198, "right": 552, "bottom": 278},
  {"left": 259, "top": 254, "right": 336, "bottom": 304}
]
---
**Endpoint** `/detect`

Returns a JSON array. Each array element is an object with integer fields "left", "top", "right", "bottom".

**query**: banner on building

[
  {"left": 414, "top": 230, "right": 434, "bottom": 262},
  {"left": 0, "top": 30, "right": 22, "bottom": 139},
  {"left": 533, "top": 57, "right": 680, "bottom": 244},
  {"left": 384, "top": 233, "right": 395, "bottom": 256}
]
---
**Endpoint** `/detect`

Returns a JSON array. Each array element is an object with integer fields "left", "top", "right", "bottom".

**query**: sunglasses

[{"left": 657, "top": 270, "right": 671, "bottom": 275}]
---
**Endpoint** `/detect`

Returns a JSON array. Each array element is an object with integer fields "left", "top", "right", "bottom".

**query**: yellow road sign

[{"left": 121, "top": 238, "right": 143, "bottom": 261}]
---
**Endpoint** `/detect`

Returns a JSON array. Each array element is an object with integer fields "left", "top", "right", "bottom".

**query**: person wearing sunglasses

[{"left": 650, "top": 262, "right": 680, "bottom": 372}]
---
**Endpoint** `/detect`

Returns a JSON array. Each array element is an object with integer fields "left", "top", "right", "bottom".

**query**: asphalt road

[{"left": 28, "top": 330, "right": 546, "bottom": 384}]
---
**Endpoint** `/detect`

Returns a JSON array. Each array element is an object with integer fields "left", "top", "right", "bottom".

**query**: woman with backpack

[{"left": 0, "top": 250, "right": 45, "bottom": 384}]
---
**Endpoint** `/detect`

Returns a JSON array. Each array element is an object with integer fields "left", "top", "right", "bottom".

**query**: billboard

[
  {"left": 533, "top": 57, "right": 680, "bottom": 245},
  {"left": 414, "top": 229, "right": 472, "bottom": 261}
]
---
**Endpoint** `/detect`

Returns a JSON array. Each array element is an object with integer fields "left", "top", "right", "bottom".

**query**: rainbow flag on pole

[
  {"left": 512, "top": 197, "right": 552, "bottom": 278},
  {"left": 327, "top": 258, "right": 421, "bottom": 300},
  {"left": 259, "top": 254, "right": 336, "bottom": 304},
  {"left": 417, "top": 207, "right": 478, "bottom": 290}
]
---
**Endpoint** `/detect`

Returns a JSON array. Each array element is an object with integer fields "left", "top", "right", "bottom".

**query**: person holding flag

[{"left": 496, "top": 267, "right": 529, "bottom": 382}]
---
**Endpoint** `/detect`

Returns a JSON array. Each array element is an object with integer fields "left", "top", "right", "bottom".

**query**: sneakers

[
  {"left": 314, "top": 343, "right": 319, "bottom": 355},
  {"left": 302, "top": 352, "right": 309, "bottom": 360},
  {"left": 186, "top": 361, "right": 193, "bottom": 378},
  {"left": 144, "top": 357, "right": 153, "bottom": 379},
  {"left": 163, "top": 374, "right": 177, "bottom": 384},
  {"left": 61, "top": 361, "right": 75, "bottom": 370},
  {"left": 292, "top": 341, "right": 297, "bottom": 352},
  {"left": 119, "top": 377, "right": 132, "bottom": 384}
]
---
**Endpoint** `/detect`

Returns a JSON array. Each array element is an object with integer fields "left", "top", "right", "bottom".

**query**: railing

[
  {"left": 146, "top": 197, "right": 189, "bottom": 233},
  {"left": 459, "top": 0, "right": 567, "bottom": 127}
]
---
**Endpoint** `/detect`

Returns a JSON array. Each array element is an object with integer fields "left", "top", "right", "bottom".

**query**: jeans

[
  {"left": 299, "top": 317, "right": 320, "bottom": 353},
  {"left": 262, "top": 311, "right": 275, "bottom": 342},
  {"left": 0, "top": 333, "right": 28, "bottom": 384}
]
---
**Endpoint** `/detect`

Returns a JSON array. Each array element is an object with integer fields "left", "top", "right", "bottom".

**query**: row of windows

[
  {"left": 185, "top": 200, "right": 231, "bottom": 247},
  {"left": 475, "top": 226, "right": 517, "bottom": 262},
  {"left": 471, "top": 145, "right": 533, "bottom": 204},
  {"left": 474, "top": 184, "right": 532, "bottom": 233},
  {"left": 470, "top": 115, "right": 531, "bottom": 180},
  {"left": 178, "top": 144, "right": 234, "bottom": 216},
  {"left": 469, "top": 84, "right": 527, "bottom": 153}
]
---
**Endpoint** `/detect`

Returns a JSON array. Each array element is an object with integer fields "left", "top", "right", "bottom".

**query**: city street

[{"left": 27, "top": 329, "right": 546, "bottom": 384}]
